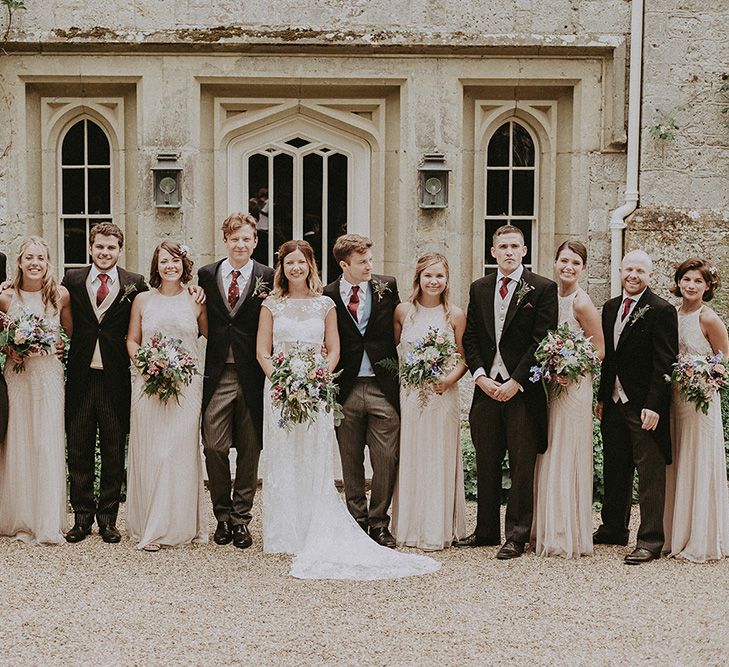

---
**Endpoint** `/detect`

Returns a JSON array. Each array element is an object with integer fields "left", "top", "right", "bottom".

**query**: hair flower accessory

[{"left": 178, "top": 244, "right": 190, "bottom": 257}]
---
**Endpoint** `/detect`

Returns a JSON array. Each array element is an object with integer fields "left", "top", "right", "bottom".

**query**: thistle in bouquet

[
  {"left": 0, "top": 308, "right": 58, "bottom": 373},
  {"left": 269, "top": 343, "right": 343, "bottom": 431},
  {"left": 529, "top": 323, "right": 600, "bottom": 398},
  {"left": 665, "top": 352, "right": 727, "bottom": 415},
  {"left": 133, "top": 331, "right": 199, "bottom": 405},
  {"left": 381, "top": 326, "right": 460, "bottom": 407}
]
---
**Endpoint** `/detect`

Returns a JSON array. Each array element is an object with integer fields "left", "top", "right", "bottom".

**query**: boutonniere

[
  {"left": 371, "top": 278, "right": 391, "bottom": 302},
  {"left": 514, "top": 279, "right": 534, "bottom": 307},
  {"left": 252, "top": 276, "right": 270, "bottom": 299},
  {"left": 120, "top": 283, "right": 138, "bottom": 304},
  {"left": 630, "top": 304, "right": 651, "bottom": 325}
]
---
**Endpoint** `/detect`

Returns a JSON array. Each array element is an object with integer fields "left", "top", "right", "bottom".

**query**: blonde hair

[
  {"left": 12, "top": 236, "right": 61, "bottom": 314},
  {"left": 273, "top": 240, "right": 323, "bottom": 297},
  {"left": 408, "top": 252, "right": 454, "bottom": 325}
]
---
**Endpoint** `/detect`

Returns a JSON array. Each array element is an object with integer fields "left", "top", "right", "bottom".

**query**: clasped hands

[
  {"left": 594, "top": 401, "right": 660, "bottom": 430},
  {"left": 476, "top": 376, "right": 521, "bottom": 402}
]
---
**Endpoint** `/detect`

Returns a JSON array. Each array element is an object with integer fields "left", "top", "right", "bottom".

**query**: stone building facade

[{"left": 0, "top": 1, "right": 727, "bottom": 311}]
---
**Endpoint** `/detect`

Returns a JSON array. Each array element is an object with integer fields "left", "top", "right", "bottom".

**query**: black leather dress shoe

[
  {"left": 369, "top": 526, "right": 396, "bottom": 548},
  {"left": 213, "top": 520, "right": 233, "bottom": 545},
  {"left": 593, "top": 529, "right": 629, "bottom": 546},
  {"left": 65, "top": 522, "right": 92, "bottom": 543},
  {"left": 99, "top": 524, "right": 121, "bottom": 544},
  {"left": 232, "top": 524, "right": 253, "bottom": 549},
  {"left": 495, "top": 540, "right": 525, "bottom": 560},
  {"left": 453, "top": 533, "right": 500, "bottom": 548},
  {"left": 624, "top": 547, "right": 659, "bottom": 565}
]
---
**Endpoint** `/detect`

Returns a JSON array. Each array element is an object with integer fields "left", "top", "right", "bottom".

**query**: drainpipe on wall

[{"left": 609, "top": 0, "right": 645, "bottom": 296}]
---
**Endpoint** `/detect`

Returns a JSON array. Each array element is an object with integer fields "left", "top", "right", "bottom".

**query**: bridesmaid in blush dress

[
  {"left": 391, "top": 253, "right": 468, "bottom": 551},
  {"left": 0, "top": 237, "right": 72, "bottom": 545},
  {"left": 663, "top": 258, "right": 729, "bottom": 562},
  {"left": 126, "top": 241, "right": 208, "bottom": 552},
  {"left": 532, "top": 241, "right": 604, "bottom": 558}
]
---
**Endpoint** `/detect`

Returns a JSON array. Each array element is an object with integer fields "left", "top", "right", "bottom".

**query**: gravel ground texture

[{"left": 2, "top": 498, "right": 728, "bottom": 666}]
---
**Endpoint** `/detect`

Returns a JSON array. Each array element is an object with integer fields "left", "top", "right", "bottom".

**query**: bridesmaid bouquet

[
  {"left": 133, "top": 332, "right": 199, "bottom": 405},
  {"left": 529, "top": 323, "right": 600, "bottom": 398},
  {"left": 0, "top": 309, "right": 58, "bottom": 373},
  {"left": 269, "top": 343, "right": 343, "bottom": 431},
  {"left": 665, "top": 352, "right": 727, "bottom": 415},
  {"left": 382, "top": 326, "right": 460, "bottom": 406}
]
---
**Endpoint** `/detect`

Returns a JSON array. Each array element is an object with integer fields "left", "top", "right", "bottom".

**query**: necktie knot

[
  {"left": 499, "top": 276, "right": 510, "bottom": 299},
  {"left": 98, "top": 273, "right": 109, "bottom": 284},
  {"left": 621, "top": 297, "right": 634, "bottom": 321}
]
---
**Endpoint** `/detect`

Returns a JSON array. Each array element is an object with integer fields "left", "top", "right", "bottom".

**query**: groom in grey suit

[{"left": 198, "top": 213, "right": 274, "bottom": 550}]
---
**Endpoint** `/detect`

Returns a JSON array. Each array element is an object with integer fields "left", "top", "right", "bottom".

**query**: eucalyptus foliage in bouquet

[
  {"left": 665, "top": 352, "right": 727, "bottom": 415},
  {"left": 270, "top": 343, "right": 343, "bottom": 431},
  {"left": 133, "top": 332, "right": 199, "bottom": 405},
  {"left": 529, "top": 323, "right": 600, "bottom": 398},
  {"left": 0, "top": 308, "right": 58, "bottom": 373},
  {"left": 381, "top": 326, "right": 460, "bottom": 407}
]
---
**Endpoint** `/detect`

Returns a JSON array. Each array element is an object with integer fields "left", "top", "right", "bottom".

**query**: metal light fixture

[
  {"left": 418, "top": 152, "right": 450, "bottom": 209},
  {"left": 152, "top": 152, "right": 182, "bottom": 208}
]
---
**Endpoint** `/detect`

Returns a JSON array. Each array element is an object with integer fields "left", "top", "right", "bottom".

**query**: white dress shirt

[
  {"left": 611, "top": 287, "right": 647, "bottom": 403},
  {"left": 89, "top": 264, "right": 119, "bottom": 296},
  {"left": 222, "top": 258, "right": 254, "bottom": 304},
  {"left": 339, "top": 276, "right": 369, "bottom": 322}
]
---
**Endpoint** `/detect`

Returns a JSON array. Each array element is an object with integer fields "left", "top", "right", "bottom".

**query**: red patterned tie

[
  {"left": 96, "top": 273, "right": 110, "bottom": 307},
  {"left": 348, "top": 285, "right": 360, "bottom": 322},
  {"left": 228, "top": 270, "right": 241, "bottom": 310},
  {"left": 621, "top": 297, "right": 634, "bottom": 321},
  {"left": 499, "top": 276, "right": 510, "bottom": 299}
]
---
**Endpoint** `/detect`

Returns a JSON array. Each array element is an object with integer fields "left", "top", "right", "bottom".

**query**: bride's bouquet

[
  {"left": 529, "top": 323, "right": 600, "bottom": 398},
  {"left": 0, "top": 308, "right": 58, "bottom": 373},
  {"left": 381, "top": 326, "right": 460, "bottom": 407},
  {"left": 665, "top": 352, "right": 727, "bottom": 415},
  {"left": 269, "top": 343, "right": 343, "bottom": 431},
  {"left": 133, "top": 332, "right": 199, "bottom": 405}
]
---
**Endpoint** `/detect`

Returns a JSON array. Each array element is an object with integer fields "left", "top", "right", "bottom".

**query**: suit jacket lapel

[
  {"left": 616, "top": 288, "right": 652, "bottom": 351},
  {"left": 603, "top": 297, "right": 620, "bottom": 352},
  {"left": 105, "top": 268, "right": 133, "bottom": 312},
  {"left": 481, "top": 274, "right": 497, "bottom": 342},
  {"left": 501, "top": 268, "right": 529, "bottom": 336},
  {"left": 335, "top": 277, "right": 363, "bottom": 338},
  {"left": 76, "top": 266, "right": 96, "bottom": 321}
]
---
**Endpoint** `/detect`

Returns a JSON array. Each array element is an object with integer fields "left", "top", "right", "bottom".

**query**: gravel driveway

[{"left": 2, "top": 499, "right": 727, "bottom": 666}]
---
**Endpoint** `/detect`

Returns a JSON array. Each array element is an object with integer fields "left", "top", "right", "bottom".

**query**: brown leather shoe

[
  {"left": 624, "top": 547, "right": 659, "bottom": 565},
  {"left": 232, "top": 524, "right": 253, "bottom": 549},
  {"left": 495, "top": 540, "right": 525, "bottom": 560},
  {"left": 369, "top": 526, "right": 396, "bottom": 548}
]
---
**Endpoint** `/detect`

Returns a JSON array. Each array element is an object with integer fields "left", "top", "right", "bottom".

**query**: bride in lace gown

[
  {"left": 663, "top": 258, "right": 729, "bottom": 562},
  {"left": 0, "top": 237, "right": 72, "bottom": 544},
  {"left": 532, "top": 241, "right": 604, "bottom": 558},
  {"left": 256, "top": 240, "right": 440, "bottom": 579},
  {"left": 126, "top": 242, "right": 207, "bottom": 551}
]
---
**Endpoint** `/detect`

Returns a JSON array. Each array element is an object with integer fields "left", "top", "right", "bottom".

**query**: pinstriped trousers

[
  {"left": 66, "top": 369, "right": 127, "bottom": 527},
  {"left": 202, "top": 364, "right": 260, "bottom": 526}
]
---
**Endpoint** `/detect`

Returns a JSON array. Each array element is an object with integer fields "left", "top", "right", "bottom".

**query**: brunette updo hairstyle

[
  {"left": 273, "top": 240, "right": 323, "bottom": 297},
  {"left": 671, "top": 257, "right": 720, "bottom": 302},
  {"left": 554, "top": 240, "right": 588, "bottom": 265},
  {"left": 149, "top": 241, "right": 194, "bottom": 287}
]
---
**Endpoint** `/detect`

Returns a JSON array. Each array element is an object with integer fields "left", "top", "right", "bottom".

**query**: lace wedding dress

[{"left": 261, "top": 295, "right": 440, "bottom": 580}]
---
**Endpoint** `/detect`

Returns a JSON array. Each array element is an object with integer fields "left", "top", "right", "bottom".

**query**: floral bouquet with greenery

[
  {"left": 529, "top": 323, "right": 600, "bottom": 398},
  {"left": 381, "top": 326, "right": 460, "bottom": 407},
  {"left": 270, "top": 343, "right": 343, "bottom": 431},
  {"left": 0, "top": 309, "right": 58, "bottom": 373},
  {"left": 665, "top": 352, "right": 727, "bottom": 415},
  {"left": 133, "top": 332, "right": 199, "bottom": 405}
]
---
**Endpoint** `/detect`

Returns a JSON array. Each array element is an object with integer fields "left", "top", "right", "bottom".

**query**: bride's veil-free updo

[{"left": 273, "top": 240, "right": 323, "bottom": 297}]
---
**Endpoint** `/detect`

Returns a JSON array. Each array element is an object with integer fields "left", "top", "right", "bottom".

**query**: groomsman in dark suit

[
  {"left": 323, "top": 234, "right": 401, "bottom": 548},
  {"left": 198, "top": 213, "right": 274, "bottom": 549},
  {"left": 63, "top": 223, "right": 148, "bottom": 543},
  {"left": 594, "top": 250, "right": 678, "bottom": 564},
  {"left": 0, "top": 251, "right": 7, "bottom": 443},
  {"left": 459, "top": 225, "right": 557, "bottom": 558}
]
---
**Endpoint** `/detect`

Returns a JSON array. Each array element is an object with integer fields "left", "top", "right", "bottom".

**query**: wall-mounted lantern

[
  {"left": 152, "top": 152, "right": 182, "bottom": 208},
  {"left": 418, "top": 152, "right": 450, "bottom": 209}
]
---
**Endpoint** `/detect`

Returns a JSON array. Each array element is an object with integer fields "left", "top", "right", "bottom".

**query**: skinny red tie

[
  {"left": 96, "top": 273, "right": 110, "bottom": 307},
  {"left": 228, "top": 270, "right": 241, "bottom": 310},
  {"left": 499, "top": 276, "right": 510, "bottom": 300},
  {"left": 621, "top": 297, "right": 634, "bottom": 321},
  {"left": 348, "top": 285, "right": 360, "bottom": 322}
]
